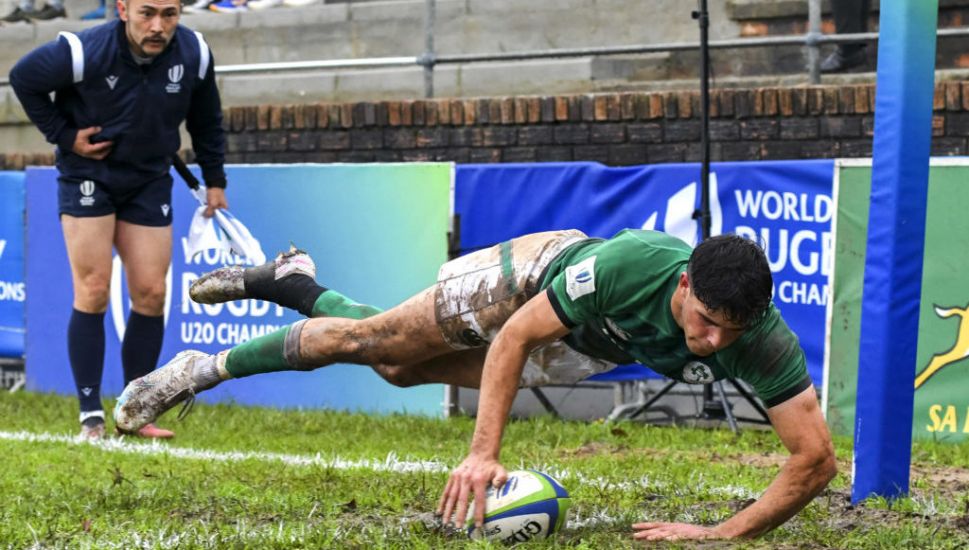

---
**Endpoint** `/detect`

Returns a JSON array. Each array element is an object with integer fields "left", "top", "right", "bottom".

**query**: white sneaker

[
  {"left": 247, "top": 0, "right": 282, "bottom": 9},
  {"left": 282, "top": 0, "right": 318, "bottom": 7},
  {"left": 79, "top": 411, "right": 106, "bottom": 440}
]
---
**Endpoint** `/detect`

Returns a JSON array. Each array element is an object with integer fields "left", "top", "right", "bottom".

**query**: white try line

[
  {"left": 0, "top": 429, "right": 757, "bottom": 501},
  {"left": 0, "top": 429, "right": 450, "bottom": 473}
]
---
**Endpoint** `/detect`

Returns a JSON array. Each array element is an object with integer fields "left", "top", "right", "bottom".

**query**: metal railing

[
  {"left": 3, "top": 2, "right": 969, "bottom": 91},
  {"left": 214, "top": 23, "right": 969, "bottom": 98}
]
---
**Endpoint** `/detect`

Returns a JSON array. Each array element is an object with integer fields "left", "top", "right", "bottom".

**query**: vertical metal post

[
  {"left": 807, "top": 0, "right": 822, "bottom": 84},
  {"left": 695, "top": 0, "right": 737, "bottom": 431},
  {"left": 696, "top": 0, "right": 711, "bottom": 240},
  {"left": 422, "top": 0, "right": 436, "bottom": 98}
]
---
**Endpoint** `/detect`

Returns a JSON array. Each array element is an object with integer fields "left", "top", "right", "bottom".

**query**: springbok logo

[
  {"left": 914, "top": 304, "right": 969, "bottom": 389},
  {"left": 641, "top": 172, "right": 722, "bottom": 246}
]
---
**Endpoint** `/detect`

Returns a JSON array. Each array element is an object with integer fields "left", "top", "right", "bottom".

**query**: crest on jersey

[
  {"left": 565, "top": 256, "right": 597, "bottom": 300},
  {"left": 682, "top": 361, "right": 715, "bottom": 384},
  {"left": 166, "top": 64, "right": 184, "bottom": 93}
]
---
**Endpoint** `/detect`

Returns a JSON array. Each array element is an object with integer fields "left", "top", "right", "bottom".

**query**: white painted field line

[
  {"left": 0, "top": 429, "right": 756, "bottom": 502},
  {"left": 0, "top": 429, "right": 449, "bottom": 474}
]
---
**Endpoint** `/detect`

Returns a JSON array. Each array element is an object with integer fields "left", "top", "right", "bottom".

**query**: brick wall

[{"left": 5, "top": 82, "right": 969, "bottom": 169}]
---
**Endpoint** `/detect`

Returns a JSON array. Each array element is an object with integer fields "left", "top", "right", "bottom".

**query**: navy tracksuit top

[{"left": 9, "top": 20, "right": 226, "bottom": 191}]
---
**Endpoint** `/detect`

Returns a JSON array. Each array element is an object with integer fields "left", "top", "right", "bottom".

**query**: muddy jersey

[{"left": 540, "top": 229, "right": 811, "bottom": 407}]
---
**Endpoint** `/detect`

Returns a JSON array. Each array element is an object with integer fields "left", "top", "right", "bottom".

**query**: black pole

[
  {"left": 696, "top": 0, "right": 712, "bottom": 241},
  {"left": 694, "top": 0, "right": 729, "bottom": 423}
]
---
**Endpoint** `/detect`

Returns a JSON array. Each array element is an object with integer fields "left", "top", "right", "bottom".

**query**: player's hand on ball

[
  {"left": 437, "top": 454, "right": 508, "bottom": 532},
  {"left": 632, "top": 521, "right": 720, "bottom": 541}
]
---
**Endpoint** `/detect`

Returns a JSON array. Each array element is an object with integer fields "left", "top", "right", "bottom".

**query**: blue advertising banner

[
  {"left": 0, "top": 172, "right": 26, "bottom": 359},
  {"left": 456, "top": 160, "right": 834, "bottom": 386},
  {"left": 25, "top": 164, "right": 451, "bottom": 414}
]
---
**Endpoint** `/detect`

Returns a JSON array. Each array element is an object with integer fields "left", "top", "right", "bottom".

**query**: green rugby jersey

[{"left": 540, "top": 229, "right": 812, "bottom": 408}]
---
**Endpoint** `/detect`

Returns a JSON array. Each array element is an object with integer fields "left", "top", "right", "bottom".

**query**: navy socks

[
  {"left": 121, "top": 311, "right": 164, "bottom": 385},
  {"left": 67, "top": 309, "right": 164, "bottom": 415},
  {"left": 67, "top": 309, "right": 106, "bottom": 413}
]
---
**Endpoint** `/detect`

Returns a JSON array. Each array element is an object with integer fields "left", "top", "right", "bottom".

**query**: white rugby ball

[{"left": 467, "top": 469, "right": 570, "bottom": 543}]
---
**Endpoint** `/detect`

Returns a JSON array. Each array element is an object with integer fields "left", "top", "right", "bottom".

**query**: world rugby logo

[
  {"left": 109, "top": 255, "right": 172, "bottom": 341},
  {"left": 641, "top": 173, "right": 722, "bottom": 246},
  {"left": 79, "top": 180, "right": 95, "bottom": 206},
  {"left": 168, "top": 64, "right": 183, "bottom": 83},
  {"left": 166, "top": 64, "right": 183, "bottom": 93}
]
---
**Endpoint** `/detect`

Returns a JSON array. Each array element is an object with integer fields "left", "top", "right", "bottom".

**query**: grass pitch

[{"left": 1, "top": 391, "right": 968, "bottom": 549}]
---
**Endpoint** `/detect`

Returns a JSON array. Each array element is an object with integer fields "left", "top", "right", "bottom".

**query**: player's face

[
  {"left": 673, "top": 273, "right": 746, "bottom": 357},
  {"left": 119, "top": 0, "right": 180, "bottom": 58}
]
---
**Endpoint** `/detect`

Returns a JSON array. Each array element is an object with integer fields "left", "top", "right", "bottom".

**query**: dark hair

[{"left": 687, "top": 234, "right": 773, "bottom": 328}]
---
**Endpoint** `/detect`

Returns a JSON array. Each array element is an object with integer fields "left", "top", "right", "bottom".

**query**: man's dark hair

[{"left": 687, "top": 234, "right": 773, "bottom": 328}]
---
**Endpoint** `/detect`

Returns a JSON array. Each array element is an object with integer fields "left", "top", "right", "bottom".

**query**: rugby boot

[
  {"left": 114, "top": 350, "right": 224, "bottom": 433},
  {"left": 189, "top": 246, "right": 316, "bottom": 304},
  {"left": 79, "top": 412, "right": 106, "bottom": 440}
]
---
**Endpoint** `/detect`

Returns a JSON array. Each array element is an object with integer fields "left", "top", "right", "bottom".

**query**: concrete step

[{"left": 0, "top": 0, "right": 739, "bottom": 75}]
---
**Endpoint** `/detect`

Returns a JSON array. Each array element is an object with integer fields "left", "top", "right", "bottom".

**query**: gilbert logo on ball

[{"left": 467, "top": 470, "right": 570, "bottom": 543}]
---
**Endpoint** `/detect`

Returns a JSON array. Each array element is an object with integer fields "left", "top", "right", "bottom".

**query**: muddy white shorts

[{"left": 433, "top": 230, "right": 617, "bottom": 387}]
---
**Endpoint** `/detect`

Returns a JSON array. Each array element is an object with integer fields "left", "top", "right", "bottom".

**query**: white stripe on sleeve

[
  {"left": 194, "top": 31, "right": 210, "bottom": 79},
  {"left": 58, "top": 31, "right": 84, "bottom": 83}
]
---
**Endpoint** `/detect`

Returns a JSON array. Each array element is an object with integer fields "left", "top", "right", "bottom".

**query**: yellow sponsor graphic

[
  {"left": 925, "top": 404, "right": 969, "bottom": 433},
  {"left": 914, "top": 304, "right": 969, "bottom": 389}
]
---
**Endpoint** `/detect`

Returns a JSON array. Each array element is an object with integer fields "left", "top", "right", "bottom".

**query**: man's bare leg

[
  {"left": 372, "top": 348, "right": 487, "bottom": 389},
  {"left": 62, "top": 214, "right": 115, "bottom": 439},
  {"left": 114, "top": 285, "right": 470, "bottom": 431},
  {"left": 190, "top": 248, "right": 383, "bottom": 320},
  {"left": 114, "top": 220, "right": 176, "bottom": 439},
  {"left": 220, "top": 286, "right": 451, "bottom": 379}
]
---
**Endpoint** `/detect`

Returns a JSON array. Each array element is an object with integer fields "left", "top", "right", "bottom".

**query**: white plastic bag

[{"left": 183, "top": 191, "right": 266, "bottom": 265}]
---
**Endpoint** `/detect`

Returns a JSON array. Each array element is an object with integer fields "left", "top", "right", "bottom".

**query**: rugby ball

[{"left": 467, "top": 469, "right": 570, "bottom": 543}]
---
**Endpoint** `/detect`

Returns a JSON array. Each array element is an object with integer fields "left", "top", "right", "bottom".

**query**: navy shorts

[{"left": 57, "top": 175, "right": 174, "bottom": 227}]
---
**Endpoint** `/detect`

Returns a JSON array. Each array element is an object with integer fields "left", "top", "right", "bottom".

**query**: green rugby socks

[
  {"left": 222, "top": 291, "right": 382, "bottom": 379},
  {"left": 224, "top": 324, "right": 294, "bottom": 378},
  {"left": 310, "top": 290, "right": 383, "bottom": 319}
]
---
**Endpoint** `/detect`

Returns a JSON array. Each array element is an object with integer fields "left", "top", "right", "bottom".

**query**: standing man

[
  {"left": 115, "top": 230, "right": 837, "bottom": 540},
  {"left": 821, "top": 0, "right": 871, "bottom": 73},
  {"left": 9, "top": 0, "right": 228, "bottom": 439}
]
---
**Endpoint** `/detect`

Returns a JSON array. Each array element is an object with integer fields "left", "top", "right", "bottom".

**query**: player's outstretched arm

[
  {"left": 633, "top": 385, "right": 837, "bottom": 541},
  {"left": 437, "top": 291, "right": 570, "bottom": 531}
]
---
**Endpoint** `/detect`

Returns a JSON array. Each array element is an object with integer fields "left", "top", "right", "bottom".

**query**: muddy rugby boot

[
  {"left": 114, "top": 350, "right": 225, "bottom": 433},
  {"left": 189, "top": 246, "right": 316, "bottom": 305}
]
